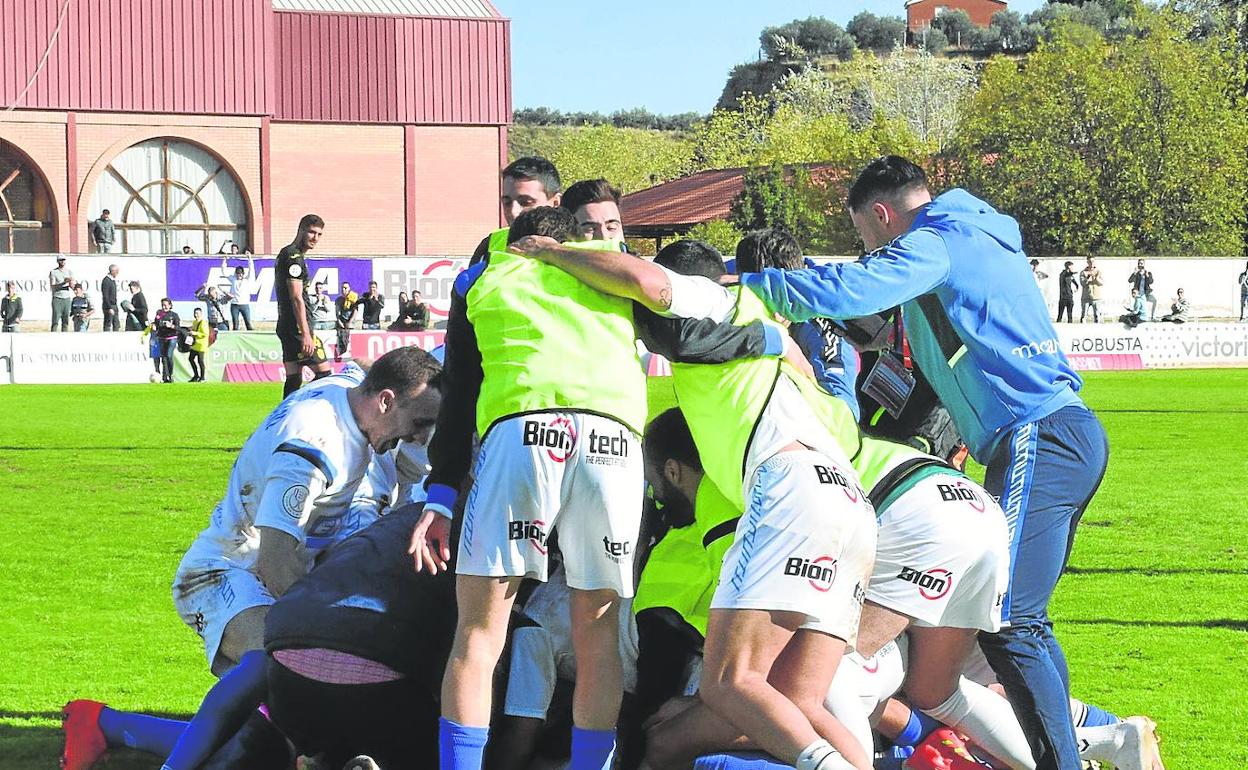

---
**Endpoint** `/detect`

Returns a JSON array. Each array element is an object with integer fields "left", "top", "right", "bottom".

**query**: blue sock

[
  {"left": 439, "top": 717, "right": 489, "bottom": 770},
  {"left": 162, "top": 650, "right": 269, "bottom": 770},
  {"left": 571, "top": 726, "right": 616, "bottom": 770},
  {"left": 97, "top": 708, "right": 187, "bottom": 755},
  {"left": 874, "top": 746, "right": 915, "bottom": 770},
  {"left": 1081, "top": 702, "right": 1121, "bottom": 728},
  {"left": 693, "top": 752, "right": 788, "bottom": 769},
  {"left": 895, "top": 709, "right": 941, "bottom": 747}
]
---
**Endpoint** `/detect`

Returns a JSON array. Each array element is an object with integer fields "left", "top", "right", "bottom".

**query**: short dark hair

[
  {"left": 1030, "top": 259, "right": 1040, "bottom": 267},
  {"left": 847, "top": 155, "right": 929, "bottom": 213},
  {"left": 561, "top": 178, "right": 621, "bottom": 215},
  {"left": 1064, "top": 261, "right": 1074, "bottom": 268},
  {"left": 101, "top": 209, "right": 110, "bottom": 215},
  {"left": 643, "top": 408, "right": 703, "bottom": 472},
  {"left": 654, "top": 240, "right": 725, "bottom": 280},
  {"left": 502, "top": 156, "right": 561, "bottom": 195},
  {"left": 360, "top": 346, "right": 443, "bottom": 397},
  {"left": 161, "top": 297, "right": 172, "bottom": 304},
  {"left": 129, "top": 281, "right": 141, "bottom": 289},
  {"left": 298, "top": 214, "right": 325, "bottom": 232},
  {"left": 736, "top": 229, "right": 803, "bottom": 273},
  {"left": 508, "top": 206, "right": 578, "bottom": 244}
]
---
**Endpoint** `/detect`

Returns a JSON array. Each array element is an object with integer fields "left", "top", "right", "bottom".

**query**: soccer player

[
  {"left": 469, "top": 156, "right": 563, "bottom": 264},
  {"left": 561, "top": 178, "right": 625, "bottom": 242},
  {"left": 736, "top": 156, "right": 1111, "bottom": 770},
  {"left": 276, "top": 214, "right": 333, "bottom": 398},
  {"left": 508, "top": 237, "right": 877, "bottom": 770},
  {"left": 173, "top": 348, "right": 442, "bottom": 677}
]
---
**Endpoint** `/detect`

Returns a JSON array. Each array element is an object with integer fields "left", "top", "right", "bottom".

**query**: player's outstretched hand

[
  {"left": 782, "top": 335, "right": 816, "bottom": 381},
  {"left": 508, "top": 235, "right": 562, "bottom": 261},
  {"left": 409, "top": 507, "right": 451, "bottom": 575}
]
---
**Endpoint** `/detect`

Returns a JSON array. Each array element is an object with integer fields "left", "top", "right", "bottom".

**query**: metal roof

[{"left": 272, "top": 0, "right": 499, "bottom": 18}]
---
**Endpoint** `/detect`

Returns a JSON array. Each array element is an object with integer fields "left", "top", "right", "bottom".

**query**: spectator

[
  {"left": 70, "top": 284, "right": 95, "bottom": 332},
  {"left": 334, "top": 280, "right": 358, "bottom": 361},
  {"left": 1119, "top": 289, "right": 1146, "bottom": 328},
  {"left": 1029, "top": 258, "right": 1048, "bottom": 284},
  {"left": 1128, "top": 259, "right": 1157, "bottom": 320},
  {"left": 359, "top": 281, "right": 385, "bottom": 330},
  {"left": 1055, "top": 260, "right": 1078, "bottom": 323},
  {"left": 123, "top": 281, "right": 149, "bottom": 331},
  {"left": 49, "top": 256, "right": 74, "bottom": 332},
  {"left": 101, "top": 264, "right": 123, "bottom": 331},
  {"left": 195, "top": 283, "right": 231, "bottom": 331},
  {"left": 311, "top": 282, "right": 334, "bottom": 330},
  {"left": 181, "top": 245, "right": 195, "bottom": 255},
  {"left": 1161, "top": 288, "right": 1191, "bottom": 324},
  {"left": 1238, "top": 261, "right": 1248, "bottom": 322},
  {"left": 409, "top": 290, "right": 429, "bottom": 330},
  {"left": 223, "top": 253, "right": 257, "bottom": 331},
  {"left": 1079, "top": 257, "right": 1103, "bottom": 323},
  {"left": 187, "top": 307, "right": 210, "bottom": 382},
  {"left": 2, "top": 281, "right": 22, "bottom": 332},
  {"left": 216, "top": 240, "right": 234, "bottom": 255},
  {"left": 152, "top": 298, "right": 181, "bottom": 383},
  {"left": 90, "top": 209, "right": 115, "bottom": 253}
]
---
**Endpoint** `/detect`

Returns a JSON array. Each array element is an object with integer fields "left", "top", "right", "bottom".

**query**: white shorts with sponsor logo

[
  {"left": 710, "top": 450, "right": 877, "bottom": 646},
  {"left": 458, "top": 411, "right": 644, "bottom": 597},
  {"left": 868, "top": 472, "right": 1010, "bottom": 631},
  {"left": 172, "top": 551, "right": 275, "bottom": 674}
]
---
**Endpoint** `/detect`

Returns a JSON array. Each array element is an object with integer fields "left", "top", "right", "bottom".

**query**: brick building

[
  {"left": 905, "top": 0, "right": 1008, "bottom": 32},
  {"left": 0, "top": 0, "right": 510, "bottom": 256}
]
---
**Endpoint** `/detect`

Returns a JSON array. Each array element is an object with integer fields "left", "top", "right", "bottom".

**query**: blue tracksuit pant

[{"left": 979, "top": 404, "right": 1109, "bottom": 770}]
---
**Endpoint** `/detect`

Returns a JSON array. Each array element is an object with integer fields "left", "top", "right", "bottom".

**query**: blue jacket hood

[{"left": 915, "top": 189, "right": 1023, "bottom": 254}]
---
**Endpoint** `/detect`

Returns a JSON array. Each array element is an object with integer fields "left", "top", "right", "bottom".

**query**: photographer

[
  {"left": 359, "top": 281, "right": 385, "bottom": 330},
  {"left": 123, "top": 281, "right": 149, "bottom": 331},
  {"left": 152, "top": 298, "right": 181, "bottom": 383},
  {"left": 195, "top": 283, "right": 232, "bottom": 332},
  {"left": 311, "top": 282, "right": 334, "bottom": 330}
]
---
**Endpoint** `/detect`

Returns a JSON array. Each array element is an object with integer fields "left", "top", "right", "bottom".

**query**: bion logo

[
  {"left": 937, "top": 481, "right": 985, "bottom": 512},
  {"left": 784, "top": 556, "right": 838, "bottom": 592},
  {"left": 523, "top": 417, "right": 577, "bottom": 462},
  {"left": 814, "top": 464, "right": 859, "bottom": 503},
  {"left": 898, "top": 566, "right": 954, "bottom": 600},
  {"left": 508, "top": 519, "right": 548, "bottom": 555}
]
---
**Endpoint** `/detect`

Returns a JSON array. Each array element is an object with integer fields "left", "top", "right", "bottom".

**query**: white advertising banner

[
  {"left": 9, "top": 331, "right": 156, "bottom": 383},
  {"left": 370, "top": 258, "right": 468, "bottom": 323},
  {"left": 0, "top": 256, "right": 168, "bottom": 323},
  {"left": 1055, "top": 322, "right": 1248, "bottom": 370}
]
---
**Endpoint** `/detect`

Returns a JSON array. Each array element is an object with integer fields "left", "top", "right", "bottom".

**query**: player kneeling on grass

[
  {"left": 64, "top": 506, "right": 457, "bottom": 770},
  {"left": 507, "top": 236, "right": 878, "bottom": 770}
]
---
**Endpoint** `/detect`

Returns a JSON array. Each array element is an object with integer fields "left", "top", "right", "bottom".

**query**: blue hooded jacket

[{"left": 740, "top": 188, "right": 1083, "bottom": 461}]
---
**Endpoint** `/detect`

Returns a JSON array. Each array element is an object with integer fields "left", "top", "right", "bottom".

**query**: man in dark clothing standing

[
  {"left": 101, "top": 264, "right": 122, "bottom": 331},
  {"left": 359, "top": 281, "right": 385, "bottom": 330},
  {"left": 1056, "top": 261, "right": 1078, "bottom": 323},
  {"left": 2, "top": 281, "right": 23, "bottom": 332},
  {"left": 90, "top": 210, "right": 116, "bottom": 253},
  {"left": 335, "top": 281, "right": 358, "bottom": 362},
  {"left": 275, "top": 214, "right": 333, "bottom": 398},
  {"left": 1128, "top": 259, "right": 1157, "bottom": 321}
]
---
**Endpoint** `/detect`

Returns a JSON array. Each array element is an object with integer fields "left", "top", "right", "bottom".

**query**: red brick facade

[{"left": 906, "top": 0, "right": 1008, "bottom": 32}]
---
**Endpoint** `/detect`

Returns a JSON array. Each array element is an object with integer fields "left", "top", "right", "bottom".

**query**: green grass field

[{"left": 1, "top": 370, "right": 1245, "bottom": 769}]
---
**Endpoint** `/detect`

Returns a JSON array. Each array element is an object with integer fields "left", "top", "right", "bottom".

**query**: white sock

[
  {"left": 795, "top": 739, "right": 856, "bottom": 770},
  {"left": 823, "top": 656, "right": 876, "bottom": 759},
  {"left": 921, "top": 676, "right": 1036, "bottom": 770}
]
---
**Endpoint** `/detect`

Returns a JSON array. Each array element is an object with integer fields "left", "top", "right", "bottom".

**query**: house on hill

[{"left": 905, "top": 0, "right": 1007, "bottom": 32}]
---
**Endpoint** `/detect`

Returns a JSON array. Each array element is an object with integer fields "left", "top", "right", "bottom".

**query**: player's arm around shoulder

[{"left": 509, "top": 235, "right": 673, "bottom": 312}]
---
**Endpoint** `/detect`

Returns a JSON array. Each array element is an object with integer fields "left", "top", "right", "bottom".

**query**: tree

[
  {"left": 684, "top": 220, "right": 745, "bottom": 255},
  {"left": 730, "top": 165, "right": 829, "bottom": 250},
  {"left": 760, "top": 17, "right": 857, "bottom": 61},
  {"left": 989, "top": 10, "right": 1027, "bottom": 50},
  {"left": 544, "top": 123, "right": 693, "bottom": 194},
  {"left": 932, "top": 10, "right": 976, "bottom": 48},
  {"left": 847, "top": 12, "right": 908, "bottom": 53},
  {"left": 951, "top": 13, "right": 1248, "bottom": 255},
  {"left": 716, "top": 60, "right": 799, "bottom": 111},
  {"left": 921, "top": 25, "right": 949, "bottom": 53}
]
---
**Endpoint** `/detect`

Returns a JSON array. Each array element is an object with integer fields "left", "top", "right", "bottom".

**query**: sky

[{"left": 491, "top": 0, "right": 1047, "bottom": 115}]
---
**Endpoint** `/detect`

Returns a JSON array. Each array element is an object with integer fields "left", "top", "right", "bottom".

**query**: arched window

[
  {"left": 89, "top": 139, "right": 248, "bottom": 254},
  {"left": 0, "top": 142, "right": 56, "bottom": 254}
]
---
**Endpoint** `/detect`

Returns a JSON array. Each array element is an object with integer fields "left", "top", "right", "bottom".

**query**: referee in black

[{"left": 277, "top": 214, "right": 333, "bottom": 398}]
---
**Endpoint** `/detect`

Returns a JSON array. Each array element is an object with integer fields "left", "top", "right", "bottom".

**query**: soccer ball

[{"left": 149, "top": 372, "right": 160, "bottom": 383}]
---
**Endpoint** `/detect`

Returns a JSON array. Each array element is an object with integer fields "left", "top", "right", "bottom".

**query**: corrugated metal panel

[
  {"left": 272, "top": 11, "right": 509, "bottom": 124},
  {"left": 271, "top": 0, "right": 497, "bottom": 17},
  {"left": 0, "top": 0, "right": 271, "bottom": 115}
]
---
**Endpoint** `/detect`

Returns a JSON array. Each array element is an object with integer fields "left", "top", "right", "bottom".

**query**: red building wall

[
  {"left": 0, "top": 0, "right": 274, "bottom": 115},
  {"left": 906, "top": 0, "right": 1008, "bottom": 32}
]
